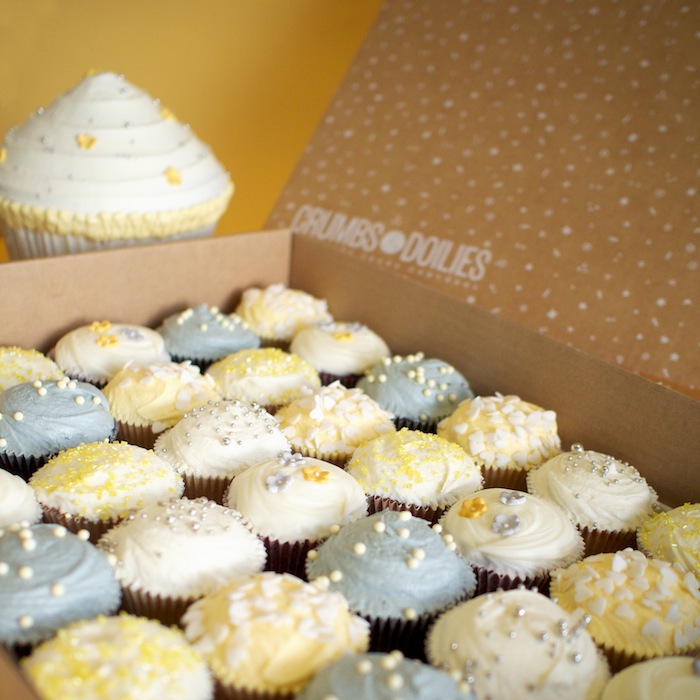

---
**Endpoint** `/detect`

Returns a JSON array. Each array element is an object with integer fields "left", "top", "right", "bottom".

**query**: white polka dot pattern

[{"left": 268, "top": 0, "right": 699, "bottom": 396}]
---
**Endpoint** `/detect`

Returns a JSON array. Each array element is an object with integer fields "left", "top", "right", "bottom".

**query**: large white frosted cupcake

[{"left": 0, "top": 71, "right": 233, "bottom": 259}]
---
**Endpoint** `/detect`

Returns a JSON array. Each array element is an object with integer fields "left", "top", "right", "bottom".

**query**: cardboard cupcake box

[{"left": 1, "top": 229, "right": 699, "bottom": 697}]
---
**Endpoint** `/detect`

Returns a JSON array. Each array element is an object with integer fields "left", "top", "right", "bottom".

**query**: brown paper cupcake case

[
  {"left": 393, "top": 416, "right": 439, "bottom": 434},
  {"left": 115, "top": 420, "right": 156, "bottom": 449},
  {"left": 367, "top": 494, "right": 444, "bottom": 525},
  {"left": 481, "top": 464, "right": 528, "bottom": 491},
  {"left": 295, "top": 447, "right": 349, "bottom": 470},
  {"left": 317, "top": 371, "right": 362, "bottom": 388},
  {"left": 0, "top": 452, "right": 46, "bottom": 482},
  {"left": 214, "top": 680, "right": 294, "bottom": 700},
  {"left": 579, "top": 525, "right": 637, "bottom": 556},
  {"left": 182, "top": 472, "right": 232, "bottom": 505},
  {"left": 119, "top": 586, "right": 196, "bottom": 628},
  {"left": 41, "top": 506, "right": 119, "bottom": 543},
  {"left": 472, "top": 564, "right": 551, "bottom": 597},
  {"left": 264, "top": 536, "right": 321, "bottom": 580},
  {"left": 366, "top": 612, "right": 435, "bottom": 661}
]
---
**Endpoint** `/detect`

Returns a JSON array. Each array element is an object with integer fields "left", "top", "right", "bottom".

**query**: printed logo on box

[{"left": 291, "top": 203, "right": 492, "bottom": 282}]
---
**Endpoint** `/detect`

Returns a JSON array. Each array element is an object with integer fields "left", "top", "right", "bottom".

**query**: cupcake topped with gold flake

[{"left": 0, "top": 71, "right": 233, "bottom": 259}]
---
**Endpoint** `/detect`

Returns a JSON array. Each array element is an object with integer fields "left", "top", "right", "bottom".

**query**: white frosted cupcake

[
  {"left": 103, "top": 360, "right": 221, "bottom": 448},
  {"left": 550, "top": 548, "right": 700, "bottom": 671},
  {"left": 224, "top": 451, "right": 368, "bottom": 579},
  {"left": 527, "top": 443, "right": 659, "bottom": 555},
  {"left": 637, "top": 502, "right": 700, "bottom": 576},
  {"left": 154, "top": 399, "right": 291, "bottom": 503},
  {"left": 205, "top": 347, "right": 320, "bottom": 413},
  {"left": 52, "top": 320, "right": 170, "bottom": 387},
  {"left": 426, "top": 588, "right": 611, "bottom": 699},
  {"left": 440, "top": 487, "right": 584, "bottom": 595},
  {"left": 289, "top": 320, "right": 391, "bottom": 387},
  {"left": 98, "top": 497, "right": 266, "bottom": 626},
  {"left": 0, "top": 71, "right": 233, "bottom": 259},
  {"left": 274, "top": 381, "right": 397, "bottom": 467},
  {"left": 0, "top": 468, "right": 42, "bottom": 527},
  {"left": 0, "top": 346, "right": 64, "bottom": 392},
  {"left": 600, "top": 656, "right": 700, "bottom": 699}
]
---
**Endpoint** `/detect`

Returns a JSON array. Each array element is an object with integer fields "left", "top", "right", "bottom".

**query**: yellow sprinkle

[
  {"left": 160, "top": 106, "right": 177, "bottom": 121},
  {"left": 164, "top": 166, "right": 182, "bottom": 185},
  {"left": 96, "top": 334, "right": 118, "bottom": 348},
  {"left": 76, "top": 133, "right": 96, "bottom": 150},
  {"left": 90, "top": 321, "right": 112, "bottom": 333},
  {"left": 0, "top": 147, "right": 6, "bottom": 164}
]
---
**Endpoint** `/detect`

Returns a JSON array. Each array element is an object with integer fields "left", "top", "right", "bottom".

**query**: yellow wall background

[{"left": 0, "top": 0, "right": 384, "bottom": 260}]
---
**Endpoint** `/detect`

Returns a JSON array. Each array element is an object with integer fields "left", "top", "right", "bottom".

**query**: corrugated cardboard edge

[
  {"left": 2, "top": 229, "right": 292, "bottom": 353},
  {"left": 291, "top": 234, "right": 700, "bottom": 509},
  {"left": 0, "top": 649, "right": 39, "bottom": 700}
]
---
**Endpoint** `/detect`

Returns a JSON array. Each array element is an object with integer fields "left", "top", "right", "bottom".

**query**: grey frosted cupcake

[
  {"left": 0, "top": 378, "right": 116, "bottom": 480},
  {"left": 0, "top": 523, "right": 121, "bottom": 650},
  {"left": 305, "top": 509, "right": 476, "bottom": 659},
  {"left": 156, "top": 304, "right": 260, "bottom": 371},
  {"left": 357, "top": 353, "right": 474, "bottom": 433},
  {"left": 297, "top": 650, "right": 475, "bottom": 700}
]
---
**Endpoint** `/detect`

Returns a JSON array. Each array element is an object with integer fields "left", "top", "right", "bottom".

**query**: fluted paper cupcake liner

[
  {"left": 471, "top": 563, "right": 551, "bottom": 597},
  {"left": 114, "top": 420, "right": 156, "bottom": 449},
  {"left": 2, "top": 223, "right": 215, "bottom": 261},
  {"left": 40, "top": 506, "right": 119, "bottom": 542},
  {"left": 264, "top": 536, "right": 320, "bottom": 580},
  {"left": 213, "top": 679, "right": 294, "bottom": 700},
  {"left": 317, "top": 371, "right": 362, "bottom": 388},
  {"left": 579, "top": 525, "right": 637, "bottom": 556},
  {"left": 367, "top": 494, "right": 443, "bottom": 525},
  {"left": 182, "top": 472, "right": 233, "bottom": 505},
  {"left": 119, "top": 586, "right": 196, "bottom": 628},
  {"left": 481, "top": 464, "right": 528, "bottom": 491}
]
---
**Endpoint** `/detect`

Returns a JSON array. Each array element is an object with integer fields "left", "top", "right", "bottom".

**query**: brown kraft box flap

[{"left": 267, "top": 0, "right": 700, "bottom": 399}]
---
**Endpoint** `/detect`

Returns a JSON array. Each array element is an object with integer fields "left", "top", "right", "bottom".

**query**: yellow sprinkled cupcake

[
  {"left": 637, "top": 502, "right": 700, "bottom": 577},
  {"left": 29, "top": 440, "right": 184, "bottom": 541},
  {"left": 205, "top": 347, "right": 321, "bottom": 414},
  {"left": 21, "top": 612, "right": 214, "bottom": 700}
]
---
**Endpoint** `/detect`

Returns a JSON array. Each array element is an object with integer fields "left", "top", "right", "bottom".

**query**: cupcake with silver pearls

[
  {"left": 305, "top": 509, "right": 476, "bottom": 659},
  {"left": 425, "top": 587, "right": 610, "bottom": 700},
  {"left": 156, "top": 303, "right": 260, "bottom": 371},
  {"left": 297, "top": 650, "right": 476, "bottom": 700},
  {"left": 526, "top": 443, "right": 659, "bottom": 555},
  {"left": 357, "top": 353, "right": 474, "bottom": 433},
  {"left": 154, "top": 399, "right": 291, "bottom": 504},
  {"left": 98, "top": 497, "right": 266, "bottom": 626}
]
